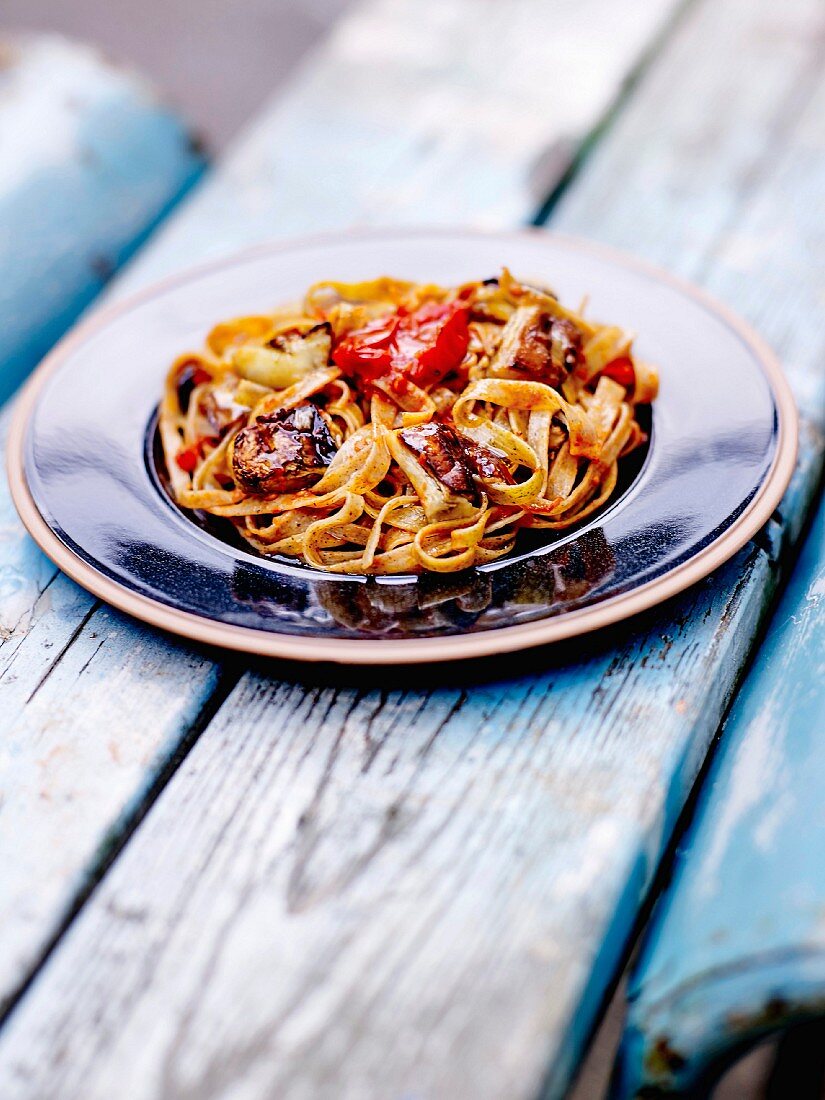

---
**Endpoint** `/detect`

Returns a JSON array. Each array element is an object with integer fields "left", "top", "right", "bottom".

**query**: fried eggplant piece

[
  {"left": 232, "top": 323, "right": 332, "bottom": 390},
  {"left": 462, "top": 438, "right": 515, "bottom": 485},
  {"left": 201, "top": 385, "right": 249, "bottom": 437},
  {"left": 399, "top": 422, "right": 477, "bottom": 500},
  {"left": 232, "top": 403, "right": 337, "bottom": 494},
  {"left": 490, "top": 305, "right": 582, "bottom": 387},
  {"left": 398, "top": 422, "right": 513, "bottom": 503},
  {"left": 547, "top": 317, "right": 582, "bottom": 379}
]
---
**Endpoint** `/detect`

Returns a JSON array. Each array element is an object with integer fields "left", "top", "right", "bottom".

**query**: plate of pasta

[{"left": 8, "top": 229, "right": 797, "bottom": 664}]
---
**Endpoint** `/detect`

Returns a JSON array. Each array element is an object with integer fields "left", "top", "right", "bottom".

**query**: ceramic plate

[{"left": 8, "top": 230, "right": 797, "bottom": 664}]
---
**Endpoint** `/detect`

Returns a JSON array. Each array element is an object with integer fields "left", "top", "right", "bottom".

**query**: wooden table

[{"left": 0, "top": 1, "right": 822, "bottom": 1096}]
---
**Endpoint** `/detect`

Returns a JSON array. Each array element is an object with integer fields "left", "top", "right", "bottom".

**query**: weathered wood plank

[
  {"left": 616, "top": 489, "right": 825, "bottom": 1096},
  {"left": 0, "top": 399, "right": 226, "bottom": 1014},
  {"left": 554, "top": 0, "right": 825, "bottom": 430},
  {"left": 0, "top": 0, "right": 682, "bottom": 1027},
  {"left": 0, "top": 34, "right": 214, "bottom": 1013},
  {"left": 1, "top": 1, "right": 821, "bottom": 1098},
  {"left": 0, "top": 34, "right": 204, "bottom": 404},
  {"left": 0, "top": 561, "right": 783, "bottom": 1100},
  {"left": 111, "top": 0, "right": 682, "bottom": 293}
]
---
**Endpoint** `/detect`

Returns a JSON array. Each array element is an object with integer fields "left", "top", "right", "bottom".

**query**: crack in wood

[
  {"left": 23, "top": 602, "right": 100, "bottom": 705},
  {"left": 0, "top": 661, "right": 241, "bottom": 1025}
]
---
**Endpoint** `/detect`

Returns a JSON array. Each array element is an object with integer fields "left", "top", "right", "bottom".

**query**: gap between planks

[{"left": 2, "top": 662, "right": 242, "bottom": 1023}]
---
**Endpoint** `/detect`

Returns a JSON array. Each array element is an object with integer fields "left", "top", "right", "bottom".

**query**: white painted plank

[
  {"left": 111, "top": 0, "right": 682, "bottom": 292},
  {"left": 0, "top": 0, "right": 682, "bottom": 1024},
  {"left": 1, "top": 1, "right": 822, "bottom": 1098},
  {"left": 554, "top": 0, "right": 825, "bottom": 429}
]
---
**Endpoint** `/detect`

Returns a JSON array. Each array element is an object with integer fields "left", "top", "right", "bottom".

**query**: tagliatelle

[{"left": 159, "top": 269, "right": 658, "bottom": 574}]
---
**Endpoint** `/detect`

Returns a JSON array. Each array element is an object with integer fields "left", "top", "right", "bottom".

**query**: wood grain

[
  {"left": 0, "top": 0, "right": 685, "bottom": 1027},
  {"left": 0, "top": 0, "right": 354, "bottom": 151},
  {"left": 0, "top": 402, "right": 224, "bottom": 1011},
  {"left": 0, "top": 552, "right": 784, "bottom": 1100},
  {"left": 0, "top": 0, "right": 822, "bottom": 1097}
]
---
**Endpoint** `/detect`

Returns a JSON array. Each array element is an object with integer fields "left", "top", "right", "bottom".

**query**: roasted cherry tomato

[
  {"left": 175, "top": 445, "right": 200, "bottom": 472},
  {"left": 332, "top": 314, "right": 399, "bottom": 375},
  {"left": 333, "top": 301, "right": 469, "bottom": 389},
  {"left": 174, "top": 435, "right": 218, "bottom": 473},
  {"left": 601, "top": 356, "right": 635, "bottom": 388}
]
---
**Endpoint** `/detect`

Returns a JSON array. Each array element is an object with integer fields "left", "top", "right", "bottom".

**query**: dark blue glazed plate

[{"left": 8, "top": 230, "right": 797, "bottom": 664}]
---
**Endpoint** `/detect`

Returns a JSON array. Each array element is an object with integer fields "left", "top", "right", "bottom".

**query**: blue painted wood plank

[
  {"left": 0, "top": 34, "right": 216, "bottom": 1011},
  {"left": 0, "top": 2, "right": 821, "bottom": 1098},
  {"left": 0, "top": 35, "right": 216, "bottom": 1010},
  {"left": 615, "top": 485, "right": 825, "bottom": 1096},
  {"left": 0, "top": 34, "right": 204, "bottom": 404}
]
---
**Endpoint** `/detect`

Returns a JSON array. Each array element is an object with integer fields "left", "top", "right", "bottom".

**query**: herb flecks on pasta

[{"left": 159, "top": 270, "right": 658, "bottom": 574}]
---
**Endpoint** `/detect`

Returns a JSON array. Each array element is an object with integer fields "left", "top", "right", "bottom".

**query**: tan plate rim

[{"left": 7, "top": 228, "right": 799, "bottom": 666}]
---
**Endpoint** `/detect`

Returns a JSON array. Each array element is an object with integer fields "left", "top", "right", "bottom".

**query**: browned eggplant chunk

[
  {"left": 491, "top": 305, "right": 582, "bottom": 387},
  {"left": 233, "top": 323, "right": 333, "bottom": 389},
  {"left": 399, "top": 422, "right": 477, "bottom": 500},
  {"left": 547, "top": 317, "right": 583, "bottom": 379},
  {"left": 399, "top": 422, "right": 513, "bottom": 501},
  {"left": 462, "top": 438, "right": 515, "bottom": 485},
  {"left": 201, "top": 387, "right": 247, "bottom": 437},
  {"left": 232, "top": 403, "right": 337, "bottom": 494}
]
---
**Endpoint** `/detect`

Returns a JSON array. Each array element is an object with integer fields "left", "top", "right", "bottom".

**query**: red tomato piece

[
  {"left": 601, "top": 356, "right": 635, "bottom": 388},
  {"left": 175, "top": 445, "right": 200, "bottom": 473},
  {"left": 331, "top": 314, "right": 399, "bottom": 378},
  {"left": 333, "top": 301, "right": 469, "bottom": 389}
]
